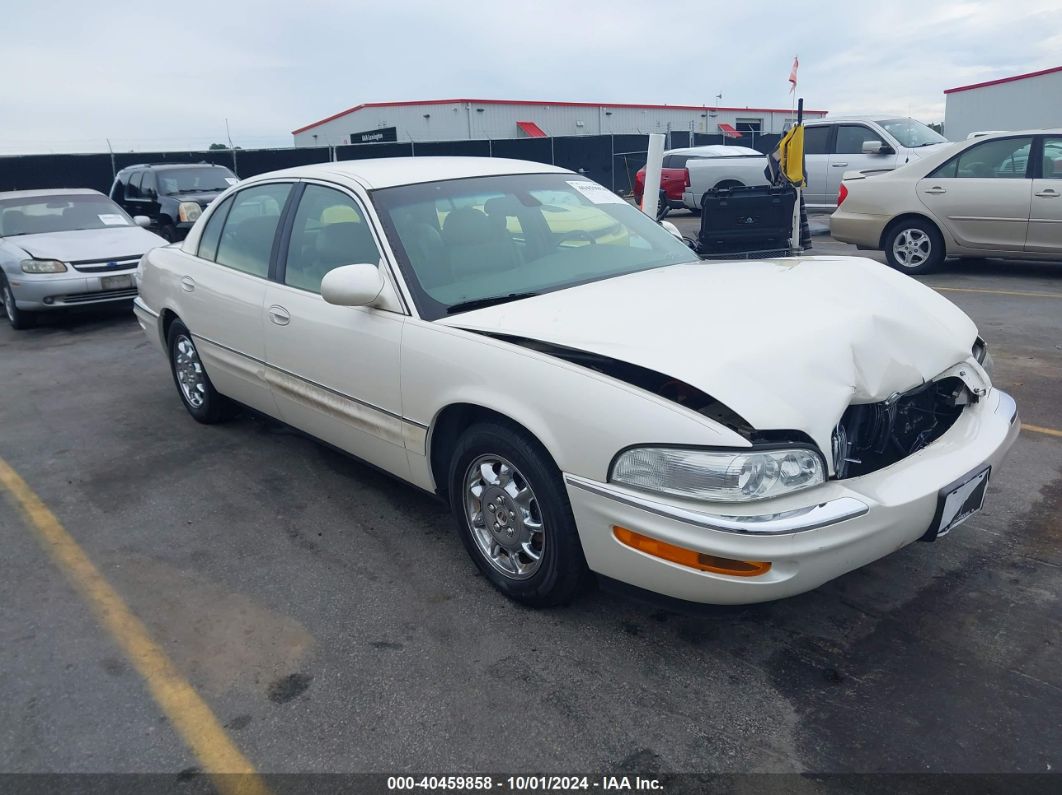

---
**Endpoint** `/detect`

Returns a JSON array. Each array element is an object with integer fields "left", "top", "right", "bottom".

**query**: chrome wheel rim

[
  {"left": 2, "top": 285, "right": 14, "bottom": 322},
  {"left": 892, "top": 228, "right": 931, "bottom": 268},
  {"left": 463, "top": 454, "right": 545, "bottom": 580},
  {"left": 174, "top": 334, "right": 207, "bottom": 409}
]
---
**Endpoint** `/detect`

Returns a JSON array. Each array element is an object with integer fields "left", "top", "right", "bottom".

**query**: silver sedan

[{"left": 0, "top": 189, "right": 165, "bottom": 329}]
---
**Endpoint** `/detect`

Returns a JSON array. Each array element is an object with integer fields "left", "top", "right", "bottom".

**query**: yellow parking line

[
  {"left": 0, "top": 457, "right": 272, "bottom": 795},
  {"left": 1023, "top": 424, "right": 1062, "bottom": 439},
  {"left": 929, "top": 286, "right": 1062, "bottom": 299}
]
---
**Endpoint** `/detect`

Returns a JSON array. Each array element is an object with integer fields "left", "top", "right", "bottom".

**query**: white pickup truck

[{"left": 679, "top": 146, "right": 769, "bottom": 212}]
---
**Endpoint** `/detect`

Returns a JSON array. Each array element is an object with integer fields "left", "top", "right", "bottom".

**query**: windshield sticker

[
  {"left": 224, "top": 177, "right": 238, "bottom": 185},
  {"left": 98, "top": 214, "right": 129, "bottom": 226},
  {"left": 566, "top": 180, "right": 626, "bottom": 205}
]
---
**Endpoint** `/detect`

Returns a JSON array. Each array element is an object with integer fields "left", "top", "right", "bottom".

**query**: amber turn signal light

[{"left": 613, "top": 526, "right": 771, "bottom": 577}]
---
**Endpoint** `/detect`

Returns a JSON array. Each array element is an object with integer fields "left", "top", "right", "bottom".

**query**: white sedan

[
  {"left": 831, "top": 129, "right": 1062, "bottom": 273},
  {"left": 133, "top": 157, "right": 1018, "bottom": 606}
]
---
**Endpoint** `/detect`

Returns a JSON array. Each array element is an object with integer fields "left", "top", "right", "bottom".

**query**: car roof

[
  {"left": 240, "top": 156, "right": 571, "bottom": 190},
  {"left": 0, "top": 188, "right": 105, "bottom": 200},
  {"left": 118, "top": 162, "right": 230, "bottom": 173},
  {"left": 806, "top": 115, "right": 898, "bottom": 125},
  {"left": 665, "top": 145, "right": 762, "bottom": 157}
]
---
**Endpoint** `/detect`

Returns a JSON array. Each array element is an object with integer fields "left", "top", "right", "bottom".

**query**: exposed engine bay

[{"left": 831, "top": 377, "right": 973, "bottom": 479}]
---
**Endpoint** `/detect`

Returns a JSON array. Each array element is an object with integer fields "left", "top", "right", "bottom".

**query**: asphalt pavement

[{"left": 1, "top": 234, "right": 1060, "bottom": 785}]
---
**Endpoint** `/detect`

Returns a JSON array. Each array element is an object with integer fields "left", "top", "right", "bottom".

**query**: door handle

[
  {"left": 831, "top": 162, "right": 849, "bottom": 168},
  {"left": 923, "top": 186, "right": 947, "bottom": 195},
  {"left": 268, "top": 305, "right": 291, "bottom": 326},
  {"left": 180, "top": 276, "right": 195, "bottom": 292},
  {"left": 1034, "top": 188, "right": 1060, "bottom": 197}
]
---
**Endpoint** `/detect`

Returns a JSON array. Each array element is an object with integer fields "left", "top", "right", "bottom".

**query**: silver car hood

[
  {"left": 7, "top": 227, "right": 165, "bottom": 262},
  {"left": 441, "top": 256, "right": 978, "bottom": 455}
]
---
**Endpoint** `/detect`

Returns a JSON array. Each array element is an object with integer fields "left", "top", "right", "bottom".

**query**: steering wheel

[{"left": 556, "top": 230, "right": 598, "bottom": 247}]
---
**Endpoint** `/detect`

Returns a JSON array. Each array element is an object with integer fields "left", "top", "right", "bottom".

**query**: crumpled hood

[
  {"left": 10, "top": 227, "right": 165, "bottom": 262},
  {"left": 440, "top": 256, "right": 978, "bottom": 456}
]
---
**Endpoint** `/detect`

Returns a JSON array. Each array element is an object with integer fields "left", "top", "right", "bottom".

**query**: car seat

[
  {"left": 286, "top": 221, "right": 380, "bottom": 292},
  {"left": 0, "top": 209, "right": 28, "bottom": 236},
  {"left": 442, "top": 206, "right": 519, "bottom": 280}
]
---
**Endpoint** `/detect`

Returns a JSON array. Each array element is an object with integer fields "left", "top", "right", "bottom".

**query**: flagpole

[{"left": 791, "top": 97, "right": 804, "bottom": 256}]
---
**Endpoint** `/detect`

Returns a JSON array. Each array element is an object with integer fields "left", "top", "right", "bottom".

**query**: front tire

[
  {"left": 448, "top": 421, "right": 588, "bottom": 607},
  {"left": 167, "top": 319, "right": 230, "bottom": 423},
  {"left": 884, "top": 219, "right": 945, "bottom": 274},
  {"left": 158, "top": 223, "right": 178, "bottom": 243},
  {"left": 2, "top": 275, "right": 36, "bottom": 330}
]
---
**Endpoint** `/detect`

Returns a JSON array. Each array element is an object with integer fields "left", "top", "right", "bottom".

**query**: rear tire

[
  {"left": 884, "top": 218, "right": 945, "bottom": 275},
  {"left": 448, "top": 421, "right": 589, "bottom": 607},
  {"left": 2, "top": 275, "right": 36, "bottom": 330},
  {"left": 167, "top": 319, "right": 231, "bottom": 423}
]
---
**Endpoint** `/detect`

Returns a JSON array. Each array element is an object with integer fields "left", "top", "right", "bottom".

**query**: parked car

[
  {"left": 802, "top": 116, "right": 951, "bottom": 210},
  {"left": 0, "top": 189, "right": 165, "bottom": 329},
  {"left": 831, "top": 130, "right": 1062, "bottom": 273},
  {"left": 134, "top": 157, "right": 1017, "bottom": 607},
  {"left": 109, "top": 163, "right": 238, "bottom": 242},
  {"left": 633, "top": 146, "right": 766, "bottom": 212}
]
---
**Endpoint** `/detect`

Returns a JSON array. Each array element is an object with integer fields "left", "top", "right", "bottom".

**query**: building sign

[{"left": 352, "top": 126, "right": 398, "bottom": 144}]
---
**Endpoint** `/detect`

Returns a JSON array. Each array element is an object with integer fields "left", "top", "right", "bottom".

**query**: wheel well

[
  {"left": 879, "top": 213, "right": 943, "bottom": 251},
  {"left": 428, "top": 403, "right": 558, "bottom": 504},
  {"left": 713, "top": 179, "right": 744, "bottom": 189},
  {"left": 160, "top": 309, "right": 178, "bottom": 346}
]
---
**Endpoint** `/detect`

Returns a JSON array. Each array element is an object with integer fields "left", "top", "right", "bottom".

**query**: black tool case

[{"left": 695, "top": 184, "right": 797, "bottom": 257}]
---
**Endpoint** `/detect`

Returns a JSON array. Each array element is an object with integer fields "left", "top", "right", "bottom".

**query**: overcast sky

[{"left": 1, "top": 0, "right": 1059, "bottom": 154}]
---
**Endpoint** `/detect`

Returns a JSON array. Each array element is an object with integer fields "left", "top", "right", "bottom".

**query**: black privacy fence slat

[{"left": 0, "top": 133, "right": 783, "bottom": 197}]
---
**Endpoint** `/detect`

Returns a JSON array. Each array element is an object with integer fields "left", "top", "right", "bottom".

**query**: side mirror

[
  {"left": 660, "top": 220, "right": 684, "bottom": 240},
  {"left": 133, "top": 215, "right": 151, "bottom": 228},
  {"left": 862, "top": 140, "right": 894, "bottom": 155},
  {"left": 321, "top": 263, "right": 385, "bottom": 307}
]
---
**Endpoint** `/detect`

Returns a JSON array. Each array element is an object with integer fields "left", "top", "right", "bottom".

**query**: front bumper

[
  {"left": 565, "top": 389, "right": 1019, "bottom": 605},
  {"left": 7, "top": 269, "right": 138, "bottom": 311},
  {"left": 829, "top": 210, "right": 891, "bottom": 249}
]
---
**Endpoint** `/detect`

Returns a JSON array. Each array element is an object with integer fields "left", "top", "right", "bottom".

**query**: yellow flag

[{"left": 778, "top": 124, "right": 805, "bottom": 186}]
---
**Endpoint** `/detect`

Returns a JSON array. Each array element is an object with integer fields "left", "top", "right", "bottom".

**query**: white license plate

[
  {"left": 931, "top": 466, "right": 991, "bottom": 539},
  {"left": 101, "top": 274, "right": 133, "bottom": 290}
]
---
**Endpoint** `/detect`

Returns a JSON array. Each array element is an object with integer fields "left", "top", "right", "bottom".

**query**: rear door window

[
  {"left": 804, "top": 126, "right": 830, "bottom": 155},
  {"left": 214, "top": 183, "right": 292, "bottom": 277}
]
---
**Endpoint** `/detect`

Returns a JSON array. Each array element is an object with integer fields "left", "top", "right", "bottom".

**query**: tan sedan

[{"left": 831, "top": 130, "right": 1062, "bottom": 274}]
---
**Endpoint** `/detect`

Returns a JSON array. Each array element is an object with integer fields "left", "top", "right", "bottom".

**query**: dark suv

[{"left": 109, "top": 163, "right": 238, "bottom": 242}]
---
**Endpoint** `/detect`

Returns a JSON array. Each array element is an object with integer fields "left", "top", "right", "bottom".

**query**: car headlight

[
  {"left": 973, "top": 337, "right": 993, "bottom": 377},
  {"left": 20, "top": 259, "right": 67, "bottom": 273},
  {"left": 178, "top": 202, "right": 202, "bottom": 223},
  {"left": 611, "top": 446, "right": 826, "bottom": 502}
]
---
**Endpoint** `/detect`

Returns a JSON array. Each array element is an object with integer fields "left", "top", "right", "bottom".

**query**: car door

[
  {"left": 175, "top": 180, "right": 294, "bottom": 412},
  {"left": 802, "top": 124, "right": 832, "bottom": 208},
  {"left": 1026, "top": 135, "right": 1062, "bottom": 254},
  {"left": 262, "top": 181, "right": 409, "bottom": 479},
  {"left": 917, "top": 136, "right": 1034, "bottom": 251},
  {"left": 826, "top": 124, "right": 899, "bottom": 206}
]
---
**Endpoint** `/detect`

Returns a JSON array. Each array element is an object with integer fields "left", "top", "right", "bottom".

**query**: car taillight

[
  {"left": 837, "top": 183, "right": 848, "bottom": 206},
  {"left": 683, "top": 168, "right": 690, "bottom": 188}
]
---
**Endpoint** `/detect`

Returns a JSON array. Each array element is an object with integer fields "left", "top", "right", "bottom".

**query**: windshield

[
  {"left": 0, "top": 194, "right": 133, "bottom": 236},
  {"left": 372, "top": 173, "right": 697, "bottom": 320},
  {"left": 876, "top": 118, "right": 948, "bottom": 148},
  {"left": 156, "top": 166, "right": 237, "bottom": 195}
]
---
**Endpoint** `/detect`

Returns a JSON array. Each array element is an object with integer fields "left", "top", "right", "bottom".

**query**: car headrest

[
  {"left": 0, "top": 209, "right": 28, "bottom": 236},
  {"left": 315, "top": 221, "right": 378, "bottom": 267},
  {"left": 442, "top": 206, "right": 494, "bottom": 245}
]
